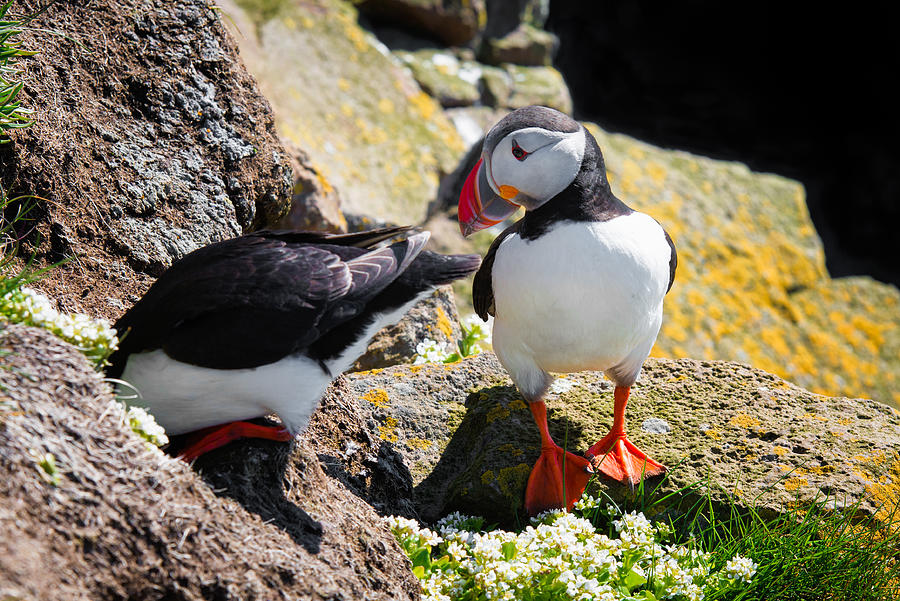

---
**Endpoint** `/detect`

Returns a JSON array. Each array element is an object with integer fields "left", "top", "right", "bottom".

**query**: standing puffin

[
  {"left": 458, "top": 106, "right": 677, "bottom": 515},
  {"left": 107, "top": 227, "right": 480, "bottom": 460}
]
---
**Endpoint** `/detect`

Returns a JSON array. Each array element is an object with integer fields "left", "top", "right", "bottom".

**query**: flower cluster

[
  {"left": 387, "top": 494, "right": 757, "bottom": 601},
  {"left": 126, "top": 405, "right": 169, "bottom": 447},
  {"left": 412, "top": 315, "right": 493, "bottom": 365},
  {"left": 0, "top": 286, "right": 118, "bottom": 366},
  {"left": 414, "top": 337, "right": 454, "bottom": 365}
]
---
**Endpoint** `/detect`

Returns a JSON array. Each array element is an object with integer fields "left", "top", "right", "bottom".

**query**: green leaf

[
  {"left": 411, "top": 565, "right": 425, "bottom": 580},
  {"left": 501, "top": 541, "right": 517, "bottom": 561},
  {"left": 411, "top": 547, "right": 432, "bottom": 571},
  {"left": 623, "top": 568, "right": 647, "bottom": 591}
]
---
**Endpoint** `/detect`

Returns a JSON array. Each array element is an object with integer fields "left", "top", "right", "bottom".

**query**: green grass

[
  {"left": 590, "top": 472, "right": 900, "bottom": 601},
  {"left": 1, "top": 0, "right": 34, "bottom": 142}
]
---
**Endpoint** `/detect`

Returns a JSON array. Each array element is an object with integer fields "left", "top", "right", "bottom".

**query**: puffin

[
  {"left": 107, "top": 227, "right": 480, "bottom": 460},
  {"left": 457, "top": 106, "right": 677, "bottom": 515}
]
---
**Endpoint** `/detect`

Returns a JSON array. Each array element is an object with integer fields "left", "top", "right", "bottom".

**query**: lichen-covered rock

[
  {"left": 356, "top": 0, "right": 487, "bottom": 46},
  {"left": 353, "top": 284, "right": 464, "bottom": 371},
  {"left": 345, "top": 352, "right": 900, "bottom": 528},
  {"left": 395, "top": 49, "right": 483, "bottom": 107},
  {"left": 582, "top": 124, "right": 900, "bottom": 408},
  {"left": 0, "top": 324, "right": 418, "bottom": 600},
  {"left": 502, "top": 64, "right": 572, "bottom": 113},
  {"left": 271, "top": 138, "right": 348, "bottom": 233},
  {"left": 219, "top": 0, "right": 466, "bottom": 224},
  {"left": 479, "top": 23, "right": 558, "bottom": 66},
  {"left": 5, "top": 0, "right": 292, "bottom": 320}
]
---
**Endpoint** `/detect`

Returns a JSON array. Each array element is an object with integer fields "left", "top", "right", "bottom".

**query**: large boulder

[
  {"left": 342, "top": 352, "right": 900, "bottom": 528},
  {"left": 356, "top": 0, "right": 487, "bottom": 47},
  {"left": 0, "top": 323, "right": 419, "bottom": 600},
  {"left": 583, "top": 123, "right": 900, "bottom": 408},
  {"left": 217, "top": 0, "right": 466, "bottom": 225},
  {"left": 4, "top": 0, "right": 293, "bottom": 321},
  {"left": 353, "top": 284, "right": 464, "bottom": 371}
]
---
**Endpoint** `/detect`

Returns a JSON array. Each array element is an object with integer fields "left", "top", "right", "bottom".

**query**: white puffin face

[{"left": 485, "top": 126, "right": 586, "bottom": 210}]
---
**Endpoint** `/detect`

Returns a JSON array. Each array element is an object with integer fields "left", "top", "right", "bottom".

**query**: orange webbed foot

[
  {"left": 524, "top": 443, "right": 594, "bottom": 516},
  {"left": 585, "top": 432, "right": 666, "bottom": 485}
]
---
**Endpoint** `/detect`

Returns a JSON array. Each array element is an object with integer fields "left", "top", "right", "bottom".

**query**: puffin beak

[{"left": 458, "top": 157, "right": 520, "bottom": 237}]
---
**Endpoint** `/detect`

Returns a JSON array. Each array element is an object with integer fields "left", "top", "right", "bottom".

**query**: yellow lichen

[
  {"left": 497, "top": 464, "right": 532, "bottom": 499},
  {"left": 434, "top": 306, "right": 454, "bottom": 340},
  {"left": 497, "top": 443, "right": 524, "bottom": 458},
  {"left": 784, "top": 476, "right": 808, "bottom": 492},
  {"left": 486, "top": 405, "right": 510, "bottom": 424},
  {"left": 406, "top": 437, "right": 432, "bottom": 451},
  {"left": 361, "top": 388, "right": 390, "bottom": 408},
  {"left": 378, "top": 416, "right": 398, "bottom": 442},
  {"left": 728, "top": 414, "right": 761, "bottom": 429},
  {"left": 481, "top": 469, "right": 495, "bottom": 486}
]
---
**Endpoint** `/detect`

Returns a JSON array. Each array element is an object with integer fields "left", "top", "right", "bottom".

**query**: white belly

[
  {"left": 119, "top": 351, "right": 331, "bottom": 435},
  {"left": 491, "top": 214, "right": 670, "bottom": 384}
]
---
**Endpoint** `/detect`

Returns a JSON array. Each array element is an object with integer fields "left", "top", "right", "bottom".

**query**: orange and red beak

[{"left": 458, "top": 157, "right": 520, "bottom": 237}]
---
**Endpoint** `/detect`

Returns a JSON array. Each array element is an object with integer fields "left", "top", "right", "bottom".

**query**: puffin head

[{"left": 458, "top": 105, "right": 588, "bottom": 237}]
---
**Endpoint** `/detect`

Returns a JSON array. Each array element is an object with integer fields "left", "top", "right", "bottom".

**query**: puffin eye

[{"left": 511, "top": 140, "right": 528, "bottom": 161}]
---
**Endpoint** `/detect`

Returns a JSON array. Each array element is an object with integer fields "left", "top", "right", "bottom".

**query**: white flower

[
  {"left": 462, "top": 314, "right": 492, "bottom": 344},
  {"left": 724, "top": 555, "right": 757, "bottom": 583},
  {"left": 387, "top": 505, "right": 756, "bottom": 600},
  {"left": 126, "top": 405, "right": 169, "bottom": 447},
  {"left": 413, "top": 338, "right": 452, "bottom": 364},
  {"left": 0, "top": 287, "right": 119, "bottom": 365}
]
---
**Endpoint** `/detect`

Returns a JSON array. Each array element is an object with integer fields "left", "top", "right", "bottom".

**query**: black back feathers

[{"left": 107, "top": 227, "right": 480, "bottom": 376}]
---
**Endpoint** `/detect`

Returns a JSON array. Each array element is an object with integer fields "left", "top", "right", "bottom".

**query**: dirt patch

[
  {"left": 2, "top": 0, "right": 292, "bottom": 322},
  {"left": 0, "top": 323, "right": 419, "bottom": 600}
]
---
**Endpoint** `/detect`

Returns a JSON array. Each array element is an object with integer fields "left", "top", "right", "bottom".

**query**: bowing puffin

[
  {"left": 107, "top": 227, "right": 480, "bottom": 460},
  {"left": 458, "top": 106, "right": 677, "bottom": 515}
]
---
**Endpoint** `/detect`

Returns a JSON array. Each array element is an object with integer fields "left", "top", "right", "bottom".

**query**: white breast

[{"left": 491, "top": 213, "right": 671, "bottom": 387}]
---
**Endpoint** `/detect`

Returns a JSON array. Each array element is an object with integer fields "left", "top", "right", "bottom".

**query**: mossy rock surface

[
  {"left": 220, "top": 0, "right": 466, "bottom": 224},
  {"left": 395, "top": 49, "right": 483, "bottom": 107},
  {"left": 581, "top": 123, "right": 900, "bottom": 408},
  {"left": 346, "top": 352, "right": 900, "bottom": 528}
]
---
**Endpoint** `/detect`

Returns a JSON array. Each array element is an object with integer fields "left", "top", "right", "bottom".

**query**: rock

[
  {"left": 395, "top": 49, "right": 483, "bottom": 107},
  {"left": 502, "top": 64, "right": 572, "bottom": 113},
  {"left": 356, "top": 0, "right": 487, "bottom": 47},
  {"left": 582, "top": 123, "right": 900, "bottom": 408},
  {"left": 344, "top": 352, "right": 900, "bottom": 529},
  {"left": 218, "top": 0, "right": 467, "bottom": 225},
  {"left": 353, "top": 285, "right": 464, "bottom": 371},
  {"left": 270, "top": 138, "right": 348, "bottom": 233},
  {"left": 483, "top": 0, "right": 549, "bottom": 39},
  {"left": 6, "top": 0, "right": 292, "bottom": 320},
  {"left": 443, "top": 106, "right": 509, "bottom": 148},
  {"left": 0, "top": 323, "right": 418, "bottom": 600},
  {"left": 479, "top": 23, "right": 558, "bottom": 66}
]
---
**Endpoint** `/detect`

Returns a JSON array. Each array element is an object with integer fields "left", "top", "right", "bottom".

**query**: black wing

[
  {"left": 472, "top": 222, "right": 519, "bottom": 321},
  {"left": 109, "top": 229, "right": 424, "bottom": 374},
  {"left": 664, "top": 229, "right": 677, "bottom": 293}
]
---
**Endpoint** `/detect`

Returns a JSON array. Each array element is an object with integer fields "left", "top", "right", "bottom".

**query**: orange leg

[
  {"left": 524, "top": 401, "right": 593, "bottom": 516},
  {"left": 585, "top": 386, "right": 666, "bottom": 484},
  {"left": 176, "top": 421, "right": 293, "bottom": 461}
]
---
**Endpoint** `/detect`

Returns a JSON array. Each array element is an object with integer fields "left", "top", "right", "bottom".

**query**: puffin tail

[{"left": 400, "top": 251, "right": 482, "bottom": 288}]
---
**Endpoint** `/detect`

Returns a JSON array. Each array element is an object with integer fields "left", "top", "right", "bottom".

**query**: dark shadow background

[{"left": 546, "top": 2, "right": 899, "bottom": 287}]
